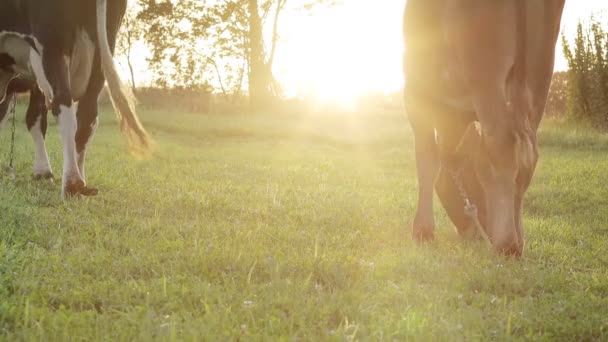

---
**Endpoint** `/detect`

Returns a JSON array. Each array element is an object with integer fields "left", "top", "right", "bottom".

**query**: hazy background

[{"left": 119, "top": 0, "right": 608, "bottom": 105}]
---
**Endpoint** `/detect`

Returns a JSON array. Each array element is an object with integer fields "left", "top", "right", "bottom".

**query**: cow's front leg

[
  {"left": 26, "top": 86, "right": 53, "bottom": 180},
  {"left": 406, "top": 97, "right": 440, "bottom": 242},
  {"left": 411, "top": 126, "right": 439, "bottom": 242}
]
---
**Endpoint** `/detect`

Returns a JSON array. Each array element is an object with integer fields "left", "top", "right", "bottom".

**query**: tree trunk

[
  {"left": 248, "top": 0, "right": 272, "bottom": 111},
  {"left": 267, "top": 0, "right": 286, "bottom": 69},
  {"left": 124, "top": 14, "right": 137, "bottom": 95},
  {"left": 126, "top": 53, "right": 137, "bottom": 95}
]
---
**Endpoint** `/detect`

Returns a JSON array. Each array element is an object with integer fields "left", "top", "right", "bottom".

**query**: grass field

[{"left": 1, "top": 104, "right": 608, "bottom": 340}]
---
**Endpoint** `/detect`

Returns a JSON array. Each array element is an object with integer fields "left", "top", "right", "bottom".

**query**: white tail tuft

[{"left": 96, "top": 0, "right": 153, "bottom": 156}]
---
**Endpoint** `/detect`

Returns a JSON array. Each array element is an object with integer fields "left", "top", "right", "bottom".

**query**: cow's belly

[{"left": 70, "top": 30, "right": 95, "bottom": 101}]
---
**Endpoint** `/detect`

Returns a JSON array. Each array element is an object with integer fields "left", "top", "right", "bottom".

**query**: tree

[
  {"left": 137, "top": 0, "right": 215, "bottom": 89},
  {"left": 247, "top": 0, "right": 273, "bottom": 110},
  {"left": 545, "top": 71, "right": 568, "bottom": 118},
  {"left": 117, "top": 4, "right": 144, "bottom": 93},
  {"left": 562, "top": 19, "right": 608, "bottom": 129},
  {"left": 134, "top": 0, "right": 335, "bottom": 109}
]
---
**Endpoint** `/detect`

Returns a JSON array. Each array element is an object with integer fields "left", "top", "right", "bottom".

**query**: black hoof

[
  {"left": 33, "top": 172, "right": 55, "bottom": 181},
  {"left": 80, "top": 186, "right": 99, "bottom": 197},
  {"left": 64, "top": 180, "right": 99, "bottom": 198}
]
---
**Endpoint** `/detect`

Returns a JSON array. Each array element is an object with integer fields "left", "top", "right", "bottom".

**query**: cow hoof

[
  {"left": 80, "top": 186, "right": 99, "bottom": 197},
  {"left": 412, "top": 227, "right": 435, "bottom": 243},
  {"left": 33, "top": 172, "right": 54, "bottom": 181},
  {"left": 63, "top": 180, "right": 98, "bottom": 198},
  {"left": 494, "top": 242, "right": 523, "bottom": 258}
]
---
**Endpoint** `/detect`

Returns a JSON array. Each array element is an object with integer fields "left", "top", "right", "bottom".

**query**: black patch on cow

[{"left": 0, "top": 53, "right": 16, "bottom": 72}]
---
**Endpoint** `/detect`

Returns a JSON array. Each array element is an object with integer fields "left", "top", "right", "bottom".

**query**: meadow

[{"left": 1, "top": 103, "right": 608, "bottom": 340}]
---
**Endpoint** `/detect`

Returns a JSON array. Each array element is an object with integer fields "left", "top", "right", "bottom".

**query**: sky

[
  {"left": 119, "top": 1, "right": 608, "bottom": 104},
  {"left": 272, "top": 0, "right": 608, "bottom": 103}
]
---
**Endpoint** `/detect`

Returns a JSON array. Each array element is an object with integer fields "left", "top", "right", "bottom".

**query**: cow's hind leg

[
  {"left": 406, "top": 95, "right": 440, "bottom": 242},
  {"left": 75, "top": 100, "right": 98, "bottom": 186},
  {"left": 26, "top": 86, "right": 53, "bottom": 180},
  {"left": 74, "top": 54, "right": 104, "bottom": 196},
  {"left": 39, "top": 50, "right": 91, "bottom": 198}
]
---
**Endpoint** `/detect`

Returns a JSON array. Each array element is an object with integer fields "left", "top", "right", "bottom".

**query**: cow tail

[{"left": 96, "top": 0, "right": 152, "bottom": 155}]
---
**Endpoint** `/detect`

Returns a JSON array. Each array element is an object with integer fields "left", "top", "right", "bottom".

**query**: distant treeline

[{"left": 96, "top": 87, "right": 403, "bottom": 116}]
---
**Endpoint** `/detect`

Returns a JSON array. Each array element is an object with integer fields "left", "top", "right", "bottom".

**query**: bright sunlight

[
  {"left": 272, "top": 0, "right": 607, "bottom": 104},
  {"left": 273, "top": 0, "right": 405, "bottom": 105}
]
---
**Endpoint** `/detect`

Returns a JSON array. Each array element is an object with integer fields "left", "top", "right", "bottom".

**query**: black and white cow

[
  {"left": 0, "top": 78, "right": 51, "bottom": 180},
  {"left": 0, "top": 0, "right": 151, "bottom": 197}
]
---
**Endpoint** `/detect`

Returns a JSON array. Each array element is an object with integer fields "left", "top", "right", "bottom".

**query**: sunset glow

[
  {"left": 119, "top": 0, "right": 608, "bottom": 105},
  {"left": 273, "top": 0, "right": 405, "bottom": 103},
  {"left": 272, "top": 0, "right": 608, "bottom": 104}
]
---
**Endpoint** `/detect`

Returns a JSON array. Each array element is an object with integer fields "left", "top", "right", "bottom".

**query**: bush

[
  {"left": 100, "top": 86, "right": 249, "bottom": 115},
  {"left": 562, "top": 19, "right": 608, "bottom": 129},
  {"left": 546, "top": 71, "right": 568, "bottom": 118}
]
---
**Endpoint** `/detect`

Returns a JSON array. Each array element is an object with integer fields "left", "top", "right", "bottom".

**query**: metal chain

[
  {"left": 8, "top": 92, "right": 17, "bottom": 170},
  {"left": 446, "top": 159, "right": 491, "bottom": 244}
]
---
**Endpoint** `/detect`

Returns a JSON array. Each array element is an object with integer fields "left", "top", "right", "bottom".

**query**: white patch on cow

[
  {"left": 70, "top": 30, "right": 94, "bottom": 100},
  {"left": 29, "top": 49, "right": 53, "bottom": 102},
  {"left": 0, "top": 32, "right": 47, "bottom": 103},
  {"left": 57, "top": 104, "right": 83, "bottom": 194},
  {"left": 0, "top": 31, "right": 33, "bottom": 75},
  {"left": 0, "top": 31, "right": 43, "bottom": 51},
  {"left": 29, "top": 116, "right": 53, "bottom": 177},
  {"left": 77, "top": 118, "right": 98, "bottom": 181}
]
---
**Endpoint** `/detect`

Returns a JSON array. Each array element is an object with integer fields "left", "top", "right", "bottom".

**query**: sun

[{"left": 273, "top": 0, "right": 405, "bottom": 107}]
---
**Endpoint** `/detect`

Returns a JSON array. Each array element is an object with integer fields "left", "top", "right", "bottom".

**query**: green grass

[{"left": 1, "top": 105, "right": 608, "bottom": 340}]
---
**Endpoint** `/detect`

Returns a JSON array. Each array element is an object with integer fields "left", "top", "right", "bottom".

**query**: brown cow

[{"left": 403, "top": 0, "right": 566, "bottom": 256}]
